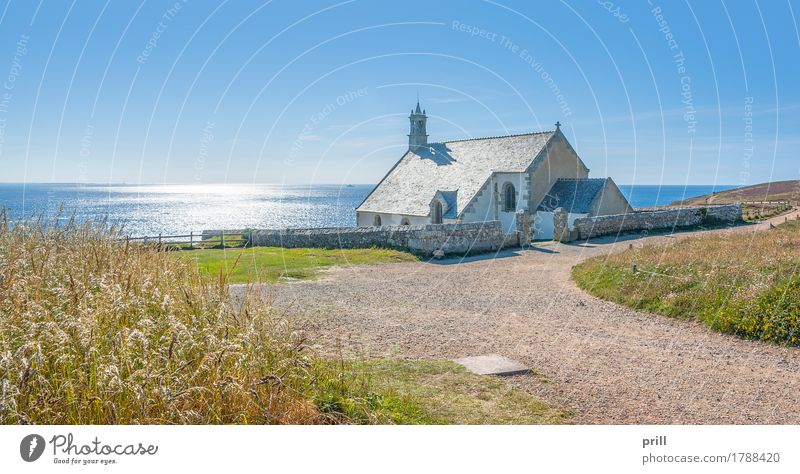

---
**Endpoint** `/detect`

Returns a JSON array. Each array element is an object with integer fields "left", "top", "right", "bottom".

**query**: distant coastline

[{"left": 672, "top": 179, "right": 800, "bottom": 206}]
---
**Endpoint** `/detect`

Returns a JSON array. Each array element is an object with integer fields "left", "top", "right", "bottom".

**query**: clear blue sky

[{"left": 0, "top": 0, "right": 797, "bottom": 186}]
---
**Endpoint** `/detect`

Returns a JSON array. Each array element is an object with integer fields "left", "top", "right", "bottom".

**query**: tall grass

[
  {"left": 573, "top": 220, "right": 800, "bottom": 345},
  {"left": 0, "top": 212, "right": 382, "bottom": 424}
]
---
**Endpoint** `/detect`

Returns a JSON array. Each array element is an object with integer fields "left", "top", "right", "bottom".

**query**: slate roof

[
  {"left": 537, "top": 178, "right": 607, "bottom": 213},
  {"left": 436, "top": 190, "right": 459, "bottom": 218},
  {"left": 357, "top": 131, "right": 555, "bottom": 217}
]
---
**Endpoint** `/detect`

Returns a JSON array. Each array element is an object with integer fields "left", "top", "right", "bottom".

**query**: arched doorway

[
  {"left": 432, "top": 201, "right": 443, "bottom": 224},
  {"left": 373, "top": 214, "right": 382, "bottom": 226}
]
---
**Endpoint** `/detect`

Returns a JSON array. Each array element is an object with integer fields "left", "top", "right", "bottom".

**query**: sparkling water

[{"left": 0, "top": 183, "right": 738, "bottom": 237}]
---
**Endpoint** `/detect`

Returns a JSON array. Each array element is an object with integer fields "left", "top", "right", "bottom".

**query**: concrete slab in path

[{"left": 454, "top": 354, "right": 529, "bottom": 376}]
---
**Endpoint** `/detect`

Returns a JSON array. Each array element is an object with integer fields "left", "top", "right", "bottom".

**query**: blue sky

[{"left": 0, "top": 0, "right": 797, "bottom": 185}]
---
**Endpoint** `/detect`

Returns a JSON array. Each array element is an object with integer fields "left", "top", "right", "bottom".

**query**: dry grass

[
  {"left": 573, "top": 220, "right": 800, "bottom": 345},
  {"left": 0, "top": 212, "right": 563, "bottom": 425},
  {"left": 0, "top": 213, "right": 389, "bottom": 424}
]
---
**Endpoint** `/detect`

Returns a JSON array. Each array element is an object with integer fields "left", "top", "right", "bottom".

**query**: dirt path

[{"left": 238, "top": 211, "right": 800, "bottom": 424}]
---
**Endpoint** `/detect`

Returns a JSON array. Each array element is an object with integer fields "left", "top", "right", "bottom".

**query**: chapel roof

[
  {"left": 536, "top": 178, "right": 608, "bottom": 213},
  {"left": 356, "top": 131, "right": 556, "bottom": 217}
]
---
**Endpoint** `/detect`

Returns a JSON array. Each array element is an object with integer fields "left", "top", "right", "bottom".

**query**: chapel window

[{"left": 503, "top": 183, "right": 517, "bottom": 212}]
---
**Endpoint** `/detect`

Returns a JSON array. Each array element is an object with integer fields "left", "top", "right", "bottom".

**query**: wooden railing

[
  {"left": 740, "top": 201, "right": 794, "bottom": 220},
  {"left": 119, "top": 231, "right": 252, "bottom": 249},
  {"left": 740, "top": 200, "right": 792, "bottom": 206}
]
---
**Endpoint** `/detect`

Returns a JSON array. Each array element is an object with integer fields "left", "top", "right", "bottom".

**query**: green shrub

[{"left": 709, "top": 277, "right": 800, "bottom": 345}]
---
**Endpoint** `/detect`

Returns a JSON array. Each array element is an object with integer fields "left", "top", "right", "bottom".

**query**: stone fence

[
  {"left": 231, "top": 221, "right": 516, "bottom": 257},
  {"left": 557, "top": 204, "right": 742, "bottom": 242}
]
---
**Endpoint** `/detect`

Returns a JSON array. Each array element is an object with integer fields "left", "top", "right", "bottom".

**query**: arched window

[
  {"left": 373, "top": 214, "right": 382, "bottom": 226},
  {"left": 432, "top": 201, "right": 443, "bottom": 224},
  {"left": 503, "top": 183, "right": 517, "bottom": 212},
  {"left": 400, "top": 217, "right": 410, "bottom": 226}
]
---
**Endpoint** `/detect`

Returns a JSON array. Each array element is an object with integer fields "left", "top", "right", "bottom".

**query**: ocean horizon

[{"left": 0, "top": 182, "right": 739, "bottom": 237}]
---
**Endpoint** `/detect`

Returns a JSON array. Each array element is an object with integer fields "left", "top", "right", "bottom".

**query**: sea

[{"left": 0, "top": 183, "right": 739, "bottom": 237}]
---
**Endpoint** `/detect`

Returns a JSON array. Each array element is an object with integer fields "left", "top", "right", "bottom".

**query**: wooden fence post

[
  {"left": 190, "top": 231, "right": 193, "bottom": 249},
  {"left": 221, "top": 231, "right": 225, "bottom": 248}
]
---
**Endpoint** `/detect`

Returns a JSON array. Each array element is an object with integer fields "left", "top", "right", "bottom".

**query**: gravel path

[{"left": 235, "top": 211, "right": 800, "bottom": 424}]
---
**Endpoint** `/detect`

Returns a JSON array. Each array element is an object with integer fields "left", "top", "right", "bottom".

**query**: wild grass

[
  {"left": 0, "top": 213, "right": 560, "bottom": 424},
  {"left": 573, "top": 220, "right": 800, "bottom": 345},
  {"left": 0, "top": 214, "right": 395, "bottom": 424},
  {"left": 172, "top": 246, "right": 418, "bottom": 284}
]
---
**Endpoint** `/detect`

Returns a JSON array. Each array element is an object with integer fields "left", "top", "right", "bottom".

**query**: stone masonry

[
  {"left": 567, "top": 204, "right": 742, "bottom": 241},
  {"left": 203, "top": 204, "right": 741, "bottom": 253},
  {"left": 245, "top": 221, "right": 514, "bottom": 257},
  {"left": 552, "top": 207, "right": 570, "bottom": 242},
  {"left": 515, "top": 209, "right": 532, "bottom": 246}
]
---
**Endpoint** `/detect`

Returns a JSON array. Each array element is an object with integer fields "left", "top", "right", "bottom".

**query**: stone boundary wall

[
  {"left": 566, "top": 204, "right": 742, "bottom": 241},
  {"left": 236, "top": 221, "right": 515, "bottom": 257}
]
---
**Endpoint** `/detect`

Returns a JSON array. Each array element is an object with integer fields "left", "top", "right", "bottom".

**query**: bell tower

[{"left": 408, "top": 100, "right": 428, "bottom": 151}]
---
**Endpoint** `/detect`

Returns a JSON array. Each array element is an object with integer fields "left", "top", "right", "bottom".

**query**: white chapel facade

[{"left": 356, "top": 102, "right": 632, "bottom": 239}]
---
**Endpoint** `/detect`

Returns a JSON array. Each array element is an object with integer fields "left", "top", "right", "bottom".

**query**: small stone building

[{"left": 356, "top": 102, "right": 632, "bottom": 240}]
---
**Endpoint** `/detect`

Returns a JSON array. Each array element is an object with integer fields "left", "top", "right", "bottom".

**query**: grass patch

[
  {"left": 172, "top": 246, "right": 418, "bottom": 284},
  {"left": 573, "top": 220, "right": 800, "bottom": 345},
  {"left": 354, "top": 359, "right": 568, "bottom": 424}
]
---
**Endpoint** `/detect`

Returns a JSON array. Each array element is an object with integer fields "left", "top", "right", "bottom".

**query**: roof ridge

[
  {"left": 435, "top": 129, "right": 555, "bottom": 145},
  {"left": 556, "top": 177, "right": 606, "bottom": 181}
]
